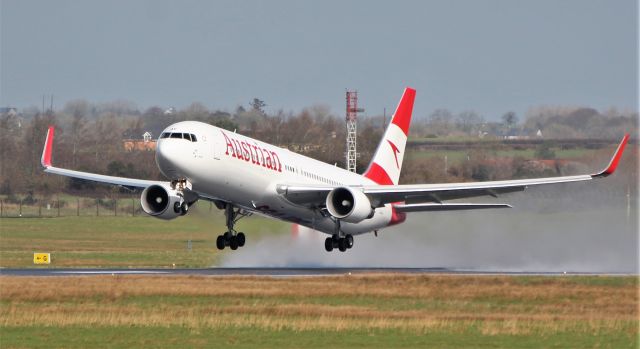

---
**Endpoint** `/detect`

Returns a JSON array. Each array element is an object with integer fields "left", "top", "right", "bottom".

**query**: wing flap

[
  {"left": 394, "top": 203, "right": 512, "bottom": 212},
  {"left": 364, "top": 174, "right": 591, "bottom": 206}
]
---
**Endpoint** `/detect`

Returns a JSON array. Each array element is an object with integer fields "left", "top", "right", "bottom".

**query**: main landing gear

[
  {"left": 216, "top": 204, "right": 249, "bottom": 250},
  {"left": 324, "top": 234, "right": 354, "bottom": 252},
  {"left": 324, "top": 219, "right": 354, "bottom": 252}
]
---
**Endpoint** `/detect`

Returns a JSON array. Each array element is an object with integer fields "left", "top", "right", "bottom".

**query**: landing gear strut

[
  {"left": 324, "top": 219, "right": 354, "bottom": 252},
  {"left": 216, "top": 204, "right": 249, "bottom": 250}
]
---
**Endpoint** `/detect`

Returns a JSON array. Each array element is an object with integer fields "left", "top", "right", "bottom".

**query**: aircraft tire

[
  {"left": 338, "top": 238, "right": 347, "bottom": 252},
  {"left": 324, "top": 238, "right": 333, "bottom": 252},
  {"left": 346, "top": 235, "right": 354, "bottom": 249},
  {"left": 180, "top": 203, "right": 189, "bottom": 216},
  {"left": 216, "top": 235, "right": 225, "bottom": 250},
  {"left": 229, "top": 236, "right": 239, "bottom": 250},
  {"left": 237, "top": 232, "right": 246, "bottom": 247}
]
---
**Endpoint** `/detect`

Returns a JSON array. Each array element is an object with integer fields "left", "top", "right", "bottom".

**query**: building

[
  {"left": 123, "top": 131, "right": 156, "bottom": 152},
  {"left": 0, "top": 107, "right": 18, "bottom": 117}
]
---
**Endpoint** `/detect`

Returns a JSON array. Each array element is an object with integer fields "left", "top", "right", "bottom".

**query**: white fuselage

[{"left": 156, "top": 121, "right": 395, "bottom": 235}]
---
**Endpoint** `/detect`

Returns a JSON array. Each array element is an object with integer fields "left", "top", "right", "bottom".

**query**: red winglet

[
  {"left": 41, "top": 126, "right": 55, "bottom": 167},
  {"left": 592, "top": 133, "right": 629, "bottom": 178}
]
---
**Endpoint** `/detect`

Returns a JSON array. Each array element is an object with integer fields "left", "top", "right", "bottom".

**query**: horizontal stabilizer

[{"left": 393, "top": 203, "right": 512, "bottom": 212}]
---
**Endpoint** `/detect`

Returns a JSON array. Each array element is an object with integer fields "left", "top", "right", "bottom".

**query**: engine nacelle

[
  {"left": 140, "top": 184, "right": 183, "bottom": 220},
  {"left": 326, "top": 187, "right": 374, "bottom": 223}
]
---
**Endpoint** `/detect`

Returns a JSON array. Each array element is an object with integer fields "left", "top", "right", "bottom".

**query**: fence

[{"left": 0, "top": 195, "right": 145, "bottom": 218}]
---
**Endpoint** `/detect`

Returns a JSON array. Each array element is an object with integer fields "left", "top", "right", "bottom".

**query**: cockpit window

[{"left": 161, "top": 132, "right": 197, "bottom": 142}]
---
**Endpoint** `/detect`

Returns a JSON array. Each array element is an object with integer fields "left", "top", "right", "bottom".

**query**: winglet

[
  {"left": 591, "top": 133, "right": 629, "bottom": 178},
  {"left": 41, "top": 126, "right": 55, "bottom": 168}
]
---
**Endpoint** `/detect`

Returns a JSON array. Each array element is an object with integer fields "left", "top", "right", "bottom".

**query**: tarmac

[{"left": 1, "top": 267, "right": 633, "bottom": 277}]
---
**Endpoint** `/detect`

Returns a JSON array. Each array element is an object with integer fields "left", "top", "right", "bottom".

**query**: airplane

[{"left": 40, "top": 88, "right": 630, "bottom": 252}]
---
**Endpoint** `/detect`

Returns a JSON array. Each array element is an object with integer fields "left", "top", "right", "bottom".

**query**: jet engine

[
  {"left": 140, "top": 184, "right": 184, "bottom": 220},
  {"left": 326, "top": 187, "right": 374, "bottom": 223}
]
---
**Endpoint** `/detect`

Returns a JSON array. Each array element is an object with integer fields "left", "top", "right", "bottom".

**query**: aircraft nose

[{"left": 156, "top": 140, "right": 182, "bottom": 178}]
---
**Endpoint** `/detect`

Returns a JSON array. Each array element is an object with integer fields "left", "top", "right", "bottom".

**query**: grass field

[
  {"left": 0, "top": 274, "right": 637, "bottom": 348},
  {"left": 0, "top": 208, "right": 289, "bottom": 268}
]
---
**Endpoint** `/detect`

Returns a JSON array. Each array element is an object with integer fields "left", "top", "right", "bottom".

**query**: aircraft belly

[{"left": 254, "top": 198, "right": 393, "bottom": 236}]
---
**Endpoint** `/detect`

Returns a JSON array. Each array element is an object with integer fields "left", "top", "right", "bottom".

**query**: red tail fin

[{"left": 363, "top": 88, "right": 416, "bottom": 185}]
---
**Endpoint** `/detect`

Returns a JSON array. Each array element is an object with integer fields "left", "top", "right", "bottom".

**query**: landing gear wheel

[
  {"left": 324, "top": 237, "right": 334, "bottom": 252},
  {"left": 174, "top": 202, "right": 182, "bottom": 214},
  {"left": 216, "top": 235, "right": 226, "bottom": 250},
  {"left": 237, "top": 232, "right": 246, "bottom": 247},
  {"left": 346, "top": 234, "right": 354, "bottom": 249},
  {"left": 338, "top": 238, "right": 347, "bottom": 252},
  {"left": 180, "top": 202, "right": 189, "bottom": 216},
  {"left": 229, "top": 235, "right": 239, "bottom": 250}
]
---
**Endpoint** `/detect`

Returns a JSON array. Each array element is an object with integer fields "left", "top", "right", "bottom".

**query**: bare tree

[
  {"left": 250, "top": 98, "right": 266, "bottom": 114},
  {"left": 428, "top": 109, "right": 454, "bottom": 136},
  {"left": 456, "top": 111, "right": 483, "bottom": 135}
]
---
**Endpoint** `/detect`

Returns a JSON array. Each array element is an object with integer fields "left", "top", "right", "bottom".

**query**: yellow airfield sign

[{"left": 33, "top": 253, "right": 51, "bottom": 264}]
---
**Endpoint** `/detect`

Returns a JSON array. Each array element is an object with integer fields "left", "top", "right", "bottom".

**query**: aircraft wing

[
  {"left": 41, "top": 126, "right": 167, "bottom": 189},
  {"left": 279, "top": 134, "right": 629, "bottom": 208}
]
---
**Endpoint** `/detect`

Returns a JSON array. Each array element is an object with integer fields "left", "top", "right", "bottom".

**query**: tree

[
  {"left": 250, "top": 98, "right": 266, "bottom": 114},
  {"left": 143, "top": 106, "right": 164, "bottom": 117},
  {"left": 427, "top": 109, "right": 454, "bottom": 136},
  {"left": 213, "top": 118, "right": 238, "bottom": 131},
  {"left": 182, "top": 102, "right": 209, "bottom": 120},
  {"left": 501, "top": 111, "right": 518, "bottom": 129},
  {"left": 456, "top": 111, "right": 483, "bottom": 135},
  {"left": 69, "top": 108, "right": 88, "bottom": 168}
]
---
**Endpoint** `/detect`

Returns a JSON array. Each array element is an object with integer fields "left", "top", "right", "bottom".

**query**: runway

[{"left": 0, "top": 267, "right": 633, "bottom": 277}]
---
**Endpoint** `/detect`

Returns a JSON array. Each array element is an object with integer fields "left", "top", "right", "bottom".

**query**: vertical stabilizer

[{"left": 363, "top": 88, "right": 416, "bottom": 185}]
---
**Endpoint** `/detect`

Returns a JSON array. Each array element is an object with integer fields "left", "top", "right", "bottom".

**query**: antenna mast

[{"left": 345, "top": 90, "right": 364, "bottom": 172}]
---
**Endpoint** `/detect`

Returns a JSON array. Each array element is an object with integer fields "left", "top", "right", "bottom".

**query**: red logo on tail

[{"left": 387, "top": 140, "right": 401, "bottom": 169}]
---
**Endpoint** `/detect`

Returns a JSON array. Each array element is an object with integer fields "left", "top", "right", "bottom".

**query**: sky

[{"left": 1, "top": 0, "right": 638, "bottom": 120}]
